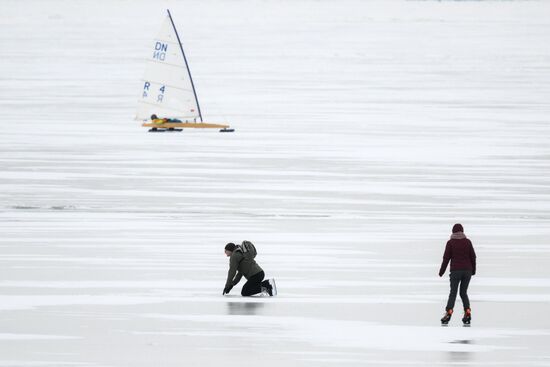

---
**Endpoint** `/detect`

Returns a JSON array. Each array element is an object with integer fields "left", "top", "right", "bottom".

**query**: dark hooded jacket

[
  {"left": 439, "top": 233, "right": 477, "bottom": 276},
  {"left": 225, "top": 247, "right": 263, "bottom": 289}
]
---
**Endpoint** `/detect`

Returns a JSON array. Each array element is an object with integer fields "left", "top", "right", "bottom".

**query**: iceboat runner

[{"left": 136, "top": 10, "right": 234, "bottom": 133}]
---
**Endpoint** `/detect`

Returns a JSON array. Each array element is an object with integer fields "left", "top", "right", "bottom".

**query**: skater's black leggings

[
  {"left": 241, "top": 271, "right": 265, "bottom": 296},
  {"left": 446, "top": 270, "right": 472, "bottom": 311}
]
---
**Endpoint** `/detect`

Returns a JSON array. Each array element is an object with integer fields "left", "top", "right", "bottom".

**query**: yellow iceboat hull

[{"left": 142, "top": 122, "right": 229, "bottom": 129}]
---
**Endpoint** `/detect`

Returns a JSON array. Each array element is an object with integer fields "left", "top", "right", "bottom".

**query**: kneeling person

[{"left": 223, "top": 242, "right": 274, "bottom": 296}]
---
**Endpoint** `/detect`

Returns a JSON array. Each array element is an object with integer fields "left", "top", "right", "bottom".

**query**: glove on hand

[{"left": 223, "top": 285, "right": 233, "bottom": 295}]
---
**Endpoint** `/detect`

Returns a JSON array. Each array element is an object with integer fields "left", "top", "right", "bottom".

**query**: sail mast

[{"left": 166, "top": 9, "right": 203, "bottom": 122}]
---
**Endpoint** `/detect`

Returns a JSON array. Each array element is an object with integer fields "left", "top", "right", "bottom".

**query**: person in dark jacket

[
  {"left": 223, "top": 243, "right": 274, "bottom": 296},
  {"left": 439, "top": 223, "right": 477, "bottom": 324}
]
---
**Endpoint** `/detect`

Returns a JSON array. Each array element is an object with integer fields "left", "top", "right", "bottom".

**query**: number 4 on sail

[{"left": 136, "top": 10, "right": 234, "bottom": 133}]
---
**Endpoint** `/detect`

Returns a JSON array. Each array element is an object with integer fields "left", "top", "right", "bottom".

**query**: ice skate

[
  {"left": 441, "top": 309, "right": 453, "bottom": 325},
  {"left": 462, "top": 308, "right": 471, "bottom": 325},
  {"left": 261, "top": 279, "right": 276, "bottom": 296},
  {"left": 268, "top": 278, "right": 277, "bottom": 296}
]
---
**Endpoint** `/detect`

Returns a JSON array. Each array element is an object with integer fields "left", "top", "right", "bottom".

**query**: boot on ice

[
  {"left": 462, "top": 308, "right": 472, "bottom": 325},
  {"left": 441, "top": 309, "right": 453, "bottom": 325}
]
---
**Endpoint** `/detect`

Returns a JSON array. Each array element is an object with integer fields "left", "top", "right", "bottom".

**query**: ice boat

[{"left": 136, "top": 10, "right": 233, "bottom": 133}]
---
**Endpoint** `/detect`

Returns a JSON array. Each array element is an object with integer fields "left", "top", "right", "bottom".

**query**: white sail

[{"left": 136, "top": 12, "right": 201, "bottom": 121}]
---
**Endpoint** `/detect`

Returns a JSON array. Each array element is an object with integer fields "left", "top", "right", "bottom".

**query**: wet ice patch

[
  {"left": 142, "top": 313, "right": 548, "bottom": 353},
  {"left": 11, "top": 205, "right": 78, "bottom": 211},
  {"left": 0, "top": 334, "right": 76, "bottom": 340}
]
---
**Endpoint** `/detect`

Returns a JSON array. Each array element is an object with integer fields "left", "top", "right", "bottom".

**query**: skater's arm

[
  {"left": 232, "top": 272, "right": 243, "bottom": 286},
  {"left": 225, "top": 254, "right": 240, "bottom": 288},
  {"left": 439, "top": 241, "right": 452, "bottom": 276},
  {"left": 470, "top": 241, "right": 477, "bottom": 275}
]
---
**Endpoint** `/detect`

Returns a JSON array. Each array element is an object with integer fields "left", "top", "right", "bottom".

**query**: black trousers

[
  {"left": 241, "top": 271, "right": 265, "bottom": 296},
  {"left": 446, "top": 270, "right": 472, "bottom": 311}
]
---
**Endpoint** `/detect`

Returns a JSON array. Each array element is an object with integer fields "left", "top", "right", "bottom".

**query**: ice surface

[{"left": 1, "top": 0, "right": 550, "bottom": 366}]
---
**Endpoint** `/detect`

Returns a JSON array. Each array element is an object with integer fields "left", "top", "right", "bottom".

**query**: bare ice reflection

[
  {"left": 226, "top": 301, "right": 266, "bottom": 316},
  {"left": 447, "top": 339, "right": 473, "bottom": 364}
]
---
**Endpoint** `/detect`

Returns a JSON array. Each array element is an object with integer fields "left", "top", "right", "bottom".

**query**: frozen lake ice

[{"left": 1, "top": 0, "right": 550, "bottom": 366}]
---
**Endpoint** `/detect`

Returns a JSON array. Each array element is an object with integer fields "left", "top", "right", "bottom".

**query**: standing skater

[
  {"left": 222, "top": 241, "right": 276, "bottom": 297},
  {"left": 439, "top": 224, "right": 477, "bottom": 325}
]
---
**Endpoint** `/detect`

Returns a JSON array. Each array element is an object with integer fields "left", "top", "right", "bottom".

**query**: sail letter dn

[{"left": 153, "top": 42, "right": 167, "bottom": 61}]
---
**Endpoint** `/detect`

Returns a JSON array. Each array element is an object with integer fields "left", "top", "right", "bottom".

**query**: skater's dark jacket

[
  {"left": 439, "top": 232, "right": 476, "bottom": 276},
  {"left": 225, "top": 249, "right": 263, "bottom": 289}
]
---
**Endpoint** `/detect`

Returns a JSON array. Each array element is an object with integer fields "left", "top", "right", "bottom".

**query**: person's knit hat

[
  {"left": 225, "top": 243, "right": 236, "bottom": 251},
  {"left": 452, "top": 223, "right": 464, "bottom": 233}
]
